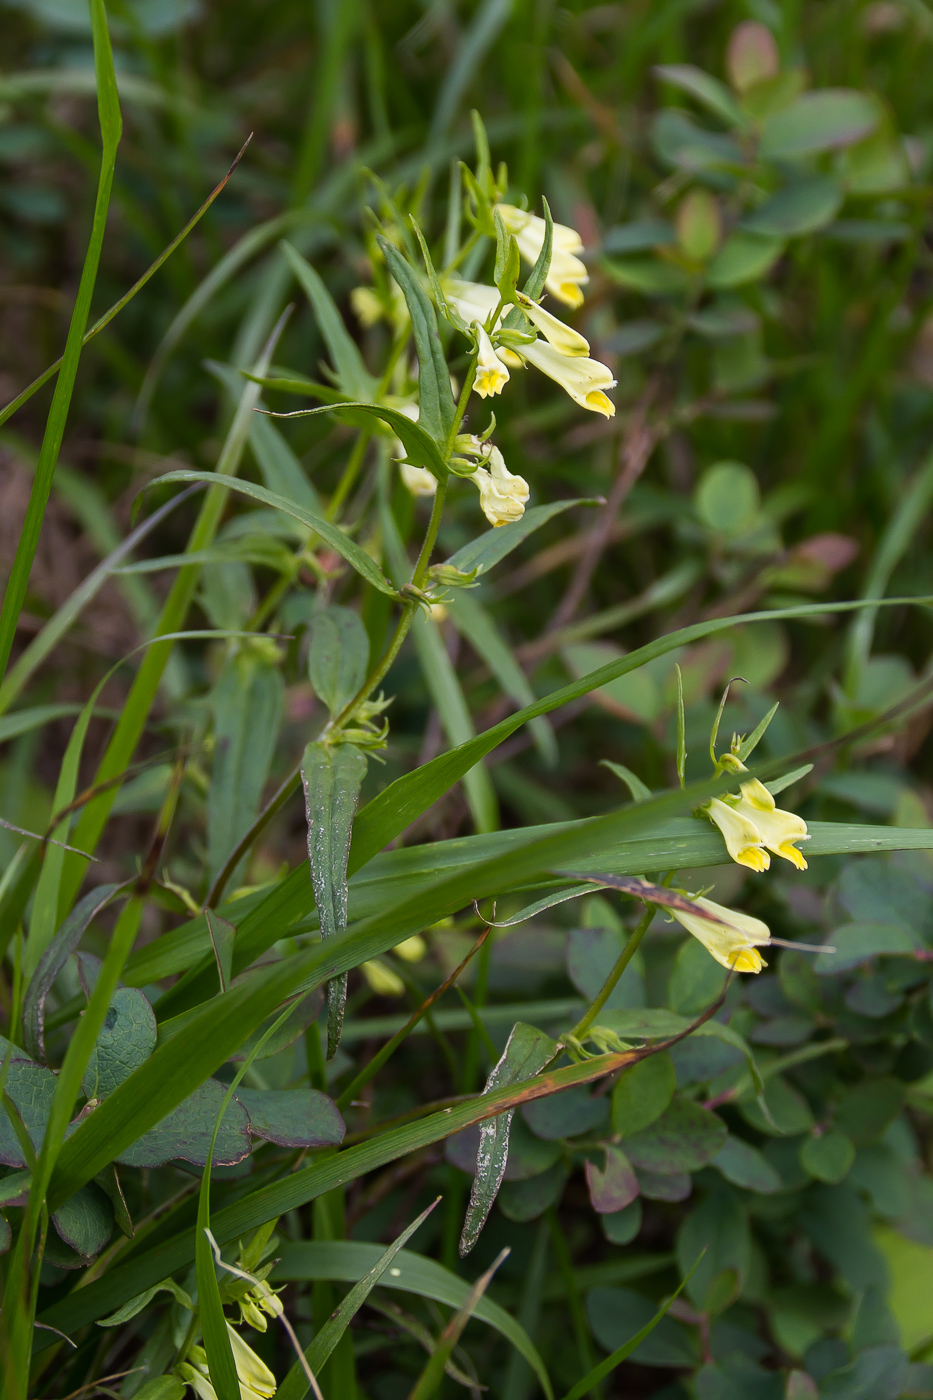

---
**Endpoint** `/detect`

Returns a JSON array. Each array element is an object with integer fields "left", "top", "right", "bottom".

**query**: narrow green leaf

[
  {"left": 207, "top": 650, "right": 284, "bottom": 883},
  {"left": 446, "top": 591, "right": 557, "bottom": 766},
  {"left": 378, "top": 238, "right": 455, "bottom": 445},
  {"left": 411, "top": 610, "right": 498, "bottom": 834},
  {"left": 408, "top": 1248, "right": 510, "bottom": 1400},
  {"left": 446, "top": 498, "right": 599, "bottom": 577},
  {"left": 460, "top": 1023, "right": 557, "bottom": 1255},
  {"left": 0, "top": 0, "right": 121, "bottom": 684},
  {"left": 301, "top": 742, "right": 369, "bottom": 1057},
  {"left": 137, "top": 469, "right": 397, "bottom": 595},
  {"left": 280, "top": 241, "right": 377, "bottom": 402},
  {"left": 249, "top": 413, "right": 322, "bottom": 514},
  {"left": 522, "top": 196, "right": 554, "bottom": 300},
  {"left": 277, "top": 1200, "right": 438, "bottom": 1400},
  {"left": 600, "top": 761, "right": 652, "bottom": 803}
]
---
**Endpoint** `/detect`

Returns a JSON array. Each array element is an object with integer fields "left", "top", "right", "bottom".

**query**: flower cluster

[
  {"left": 704, "top": 753, "right": 809, "bottom": 873},
  {"left": 496, "top": 203, "right": 589, "bottom": 307},
  {"left": 179, "top": 1323, "right": 277, "bottom": 1400}
]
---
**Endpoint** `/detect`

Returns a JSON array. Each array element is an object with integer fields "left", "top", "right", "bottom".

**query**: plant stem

[
  {"left": 569, "top": 903, "right": 653, "bottom": 1043},
  {"left": 327, "top": 430, "right": 372, "bottom": 522}
]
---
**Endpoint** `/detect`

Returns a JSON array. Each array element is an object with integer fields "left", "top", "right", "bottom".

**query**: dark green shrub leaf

[
  {"left": 669, "top": 937, "right": 728, "bottom": 1015},
  {"left": 586, "top": 1145, "right": 639, "bottom": 1213},
  {"left": 602, "top": 1198, "right": 642, "bottom": 1245},
  {"left": 819, "top": 1345, "right": 908, "bottom": 1400},
  {"left": 498, "top": 1161, "right": 567, "bottom": 1222},
  {"left": 707, "top": 231, "right": 784, "bottom": 288},
  {"left": 0, "top": 1054, "right": 57, "bottom": 1166},
  {"left": 52, "top": 1182, "right": 114, "bottom": 1259},
  {"left": 115, "top": 1079, "right": 251, "bottom": 1168},
  {"left": 816, "top": 924, "right": 922, "bottom": 974},
  {"left": 567, "top": 924, "right": 644, "bottom": 1010},
  {"left": 235, "top": 1088, "right": 345, "bottom": 1148},
  {"left": 622, "top": 1095, "right": 727, "bottom": 1173},
  {"left": 83, "top": 986, "right": 157, "bottom": 1099},
  {"left": 586, "top": 1286, "right": 698, "bottom": 1367},
  {"left": 834, "top": 1078, "right": 904, "bottom": 1144},
  {"left": 612, "top": 1050, "right": 676, "bottom": 1135},
  {"left": 713, "top": 1135, "right": 782, "bottom": 1194},
  {"left": 800, "top": 1130, "right": 855, "bottom": 1184},
  {"left": 677, "top": 1190, "right": 750, "bottom": 1311},
  {"left": 739, "top": 1075, "right": 814, "bottom": 1136},
  {"left": 695, "top": 1355, "right": 784, "bottom": 1399},
  {"left": 638, "top": 1168, "right": 692, "bottom": 1201},
  {"left": 741, "top": 177, "right": 842, "bottom": 237},
  {"left": 520, "top": 1084, "right": 608, "bottom": 1140},
  {"left": 758, "top": 89, "right": 879, "bottom": 159}
]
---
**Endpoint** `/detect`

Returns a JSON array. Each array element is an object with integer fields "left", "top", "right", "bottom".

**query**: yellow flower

[
  {"left": 350, "top": 286, "right": 383, "bottom": 328},
  {"left": 180, "top": 1325, "right": 277, "bottom": 1400},
  {"left": 736, "top": 797, "right": 810, "bottom": 870},
  {"left": 445, "top": 278, "right": 501, "bottom": 327},
  {"left": 517, "top": 296, "right": 590, "bottom": 356},
  {"left": 473, "top": 445, "right": 529, "bottom": 527},
  {"left": 239, "top": 1280, "right": 285, "bottom": 1334},
  {"left": 716, "top": 754, "right": 809, "bottom": 869},
  {"left": 474, "top": 324, "right": 510, "bottom": 397},
  {"left": 706, "top": 797, "right": 770, "bottom": 872},
  {"left": 400, "top": 461, "right": 437, "bottom": 497},
  {"left": 362, "top": 958, "right": 405, "bottom": 996},
  {"left": 496, "top": 204, "right": 589, "bottom": 307},
  {"left": 395, "top": 934, "right": 427, "bottom": 962},
  {"left": 519, "top": 338, "right": 616, "bottom": 416},
  {"left": 671, "top": 894, "right": 771, "bottom": 973}
]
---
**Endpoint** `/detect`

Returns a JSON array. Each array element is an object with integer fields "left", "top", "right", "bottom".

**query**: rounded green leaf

[
  {"left": 759, "top": 89, "right": 879, "bottom": 160},
  {"left": 611, "top": 1051, "right": 676, "bottom": 1136},
  {"left": 800, "top": 1129, "right": 855, "bottom": 1183},
  {"left": 498, "top": 1161, "right": 568, "bottom": 1222},
  {"left": 741, "top": 177, "right": 842, "bottom": 237},
  {"left": 695, "top": 460, "right": 761, "bottom": 534},
  {"left": 602, "top": 1198, "right": 642, "bottom": 1245},
  {"left": 707, "top": 230, "right": 783, "bottom": 288},
  {"left": 622, "top": 1095, "right": 727, "bottom": 1173}
]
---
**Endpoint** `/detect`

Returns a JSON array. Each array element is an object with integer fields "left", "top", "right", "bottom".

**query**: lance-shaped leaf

[
  {"left": 280, "top": 240, "right": 378, "bottom": 402},
  {"left": 22, "top": 883, "right": 119, "bottom": 1061},
  {"left": 446, "top": 498, "right": 599, "bottom": 577},
  {"left": 378, "top": 237, "right": 455, "bottom": 446},
  {"left": 460, "top": 1021, "right": 557, "bottom": 1256},
  {"left": 276, "top": 1199, "right": 438, "bottom": 1400},
  {"left": 409, "top": 1248, "right": 510, "bottom": 1400},
  {"left": 136, "top": 471, "right": 399, "bottom": 595},
  {"left": 262, "top": 400, "right": 449, "bottom": 480},
  {"left": 307, "top": 607, "right": 369, "bottom": 717},
  {"left": 301, "top": 741, "right": 369, "bottom": 1058}
]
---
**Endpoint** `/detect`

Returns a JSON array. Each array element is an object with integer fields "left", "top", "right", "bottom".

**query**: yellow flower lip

[
  {"left": 706, "top": 757, "right": 809, "bottom": 871},
  {"left": 519, "top": 338, "right": 616, "bottom": 417},
  {"left": 473, "top": 324, "right": 510, "bottom": 398}
]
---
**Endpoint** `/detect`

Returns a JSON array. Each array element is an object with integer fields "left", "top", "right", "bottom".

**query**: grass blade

[
  {"left": 0, "top": 0, "right": 121, "bottom": 686},
  {"left": 407, "top": 1247, "right": 510, "bottom": 1400}
]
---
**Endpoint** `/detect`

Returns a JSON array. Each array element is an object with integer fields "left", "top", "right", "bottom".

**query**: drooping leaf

[
  {"left": 378, "top": 237, "right": 455, "bottom": 445},
  {"left": 301, "top": 740, "right": 368, "bottom": 1057},
  {"left": 307, "top": 607, "right": 370, "bottom": 717},
  {"left": 137, "top": 470, "right": 399, "bottom": 595},
  {"left": 115, "top": 1079, "right": 251, "bottom": 1168},
  {"left": 82, "top": 986, "right": 157, "bottom": 1099},
  {"left": 249, "top": 413, "right": 321, "bottom": 515},
  {"left": 459, "top": 1021, "right": 557, "bottom": 1255},
  {"left": 97, "top": 1277, "right": 193, "bottom": 1327},
  {"left": 235, "top": 1088, "right": 345, "bottom": 1149}
]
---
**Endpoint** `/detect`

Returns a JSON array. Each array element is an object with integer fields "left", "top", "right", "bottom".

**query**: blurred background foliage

[{"left": 3, "top": 1, "right": 933, "bottom": 1398}]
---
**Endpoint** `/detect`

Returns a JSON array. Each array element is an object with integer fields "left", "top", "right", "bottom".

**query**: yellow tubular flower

[
  {"left": 736, "top": 797, "right": 810, "bottom": 869},
  {"left": 496, "top": 204, "right": 589, "bottom": 307},
  {"left": 350, "top": 286, "right": 383, "bottom": 328},
  {"left": 518, "top": 297, "right": 590, "bottom": 356},
  {"left": 362, "top": 958, "right": 405, "bottom": 996},
  {"left": 473, "top": 445, "right": 530, "bottom": 527},
  {"left": 474, "top": 324, "right": 510, "bottom": 397},
  {"left": 400, "top": 461, "right": 437, "bottom": 497},
  {"left": 228, "top": 1324, "right": 277, "bottom": 1399},
  {"left": 706, "top": 797, "right": 770, "bottom": 872},
  {"left": 445, "top": 278, "right": 501, "bottom": 327},
  {"left": 395, "top": 934, "right": 427, "bottom": 962},
  {"left": 671, "top": 895, "right": 771, "bottom": 973},
  {"left": 519, "top": 338, "right": 616, "bottom": 416}
]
